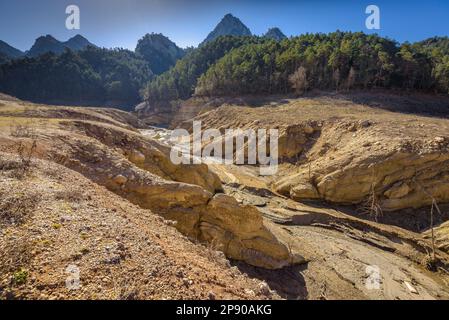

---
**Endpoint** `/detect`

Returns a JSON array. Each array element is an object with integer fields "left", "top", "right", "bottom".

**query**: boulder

[
  {"left": 291, "top": 182, "right": 320, "bottom": 200},
  {"left": 200, "top": 194, "right": 302, "bottom": 269}
]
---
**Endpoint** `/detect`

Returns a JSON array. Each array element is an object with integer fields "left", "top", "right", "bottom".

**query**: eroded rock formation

[
  {"left": 51, "top": 120, "right": 300, "bottom": 269},
  {"left": 189, "top": 99, "right": 449, "bottom": 212}
]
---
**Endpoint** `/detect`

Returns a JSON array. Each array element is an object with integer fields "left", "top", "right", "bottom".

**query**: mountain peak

[
  {"left": 65, "top": 34, "right": 95, "bottom": 50},
  {"left": 0, "top": 40, "right": 24, "bottom": 59},
  {"left": 135, "top": 33, "right": 185, "bottom": 75},
  {"left": 263, "top": 27, "right": 287, "bottom": 41},
  {"left": 201, "top": 14, "right": 252, "bottom": 45},
  {"left": 67, "top": 34, "right": 89, "bottom": 43},
  {"left": 70, "top": 34, "right": 86, "bottom": 40},
  {"left": 36, "top": 35, "right": 58, "bottom": 42},
  {"left": 27, "top": 34, "right": 95, "bottom": 57},
  {"left": 27, "top": 35, "right": 63, "bottom": 57},
  {"left": 223, "top": 13, "right": 236, "bottom": 20}
]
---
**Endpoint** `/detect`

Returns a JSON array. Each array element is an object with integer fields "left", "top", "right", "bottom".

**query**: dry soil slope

[{"left": 0, "top": 97, "right": 280, "bottom": 300}]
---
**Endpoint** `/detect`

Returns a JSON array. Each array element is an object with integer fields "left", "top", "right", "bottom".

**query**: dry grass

[
  {"left": 0, "top": 186, "right": 40, "bottom": 227},
  {"left": 0, "top": 236, "right": 34, "bottom": 299},
  {"left": 54, "top": 189, "right": 87, "bottom": 203},
  {"left": 0, "top": 236, "right": 34, "bottom": 286}
]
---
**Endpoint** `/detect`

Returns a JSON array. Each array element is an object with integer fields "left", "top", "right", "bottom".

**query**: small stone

[
  {"left": 182, "top": 278, "right": 193, "bottom": 287},
  {"left": 244, "top": 289, "right": 255, "bottom": 297},
  {"left": 164, "top": 220, "right": 177, "bottom": 227},
  {"left": 257, "top": 281, "right": 272, "bottom": 297},
  {"left": 176, "top": 270, "right": 184, "bottom": 278},
  {"left": 363, "top": 142, "right": 372, "bottom": 147},
  {"left": 360, "top": 120, "right": 372, "bottom": 128},
  {"left": 60, "top": 215, "right": 72, "bottom": 223},
  {"left": 208, "top": 291, "right": 216, "bottom": 300},
  {"left": 129, "top": 150, "right": 145, "bottom": 163},
  {"left": 303, "top": 124, "right": 314, "bottom": 134},
  {"left": 113, "top": 175, "right": 127, "bottom": 185}
]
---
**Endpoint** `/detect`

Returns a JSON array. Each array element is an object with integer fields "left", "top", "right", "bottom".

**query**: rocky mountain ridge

[{"left": 26, "top": 34, "right": 95, "bottom": 57}]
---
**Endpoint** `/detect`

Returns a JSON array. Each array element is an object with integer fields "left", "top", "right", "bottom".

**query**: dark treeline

[
  {"left": 0, "top": 53, "right": 9, "bottom": 65},
  {"left": 0, "top": 47, "right": 152, "bottom": 107},
  {"left": 141, "top": 36, "right": 264, "bottom": 103},
  {"left": 1, "top": 32, "right": 448, "bottom": 109},
  {"left": 195, "top": 32, "right": 449, "bottom": 96}
]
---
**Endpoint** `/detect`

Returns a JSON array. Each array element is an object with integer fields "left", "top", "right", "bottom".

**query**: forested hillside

[
  {"left": 1, "top": 31, "right": 448, "bottom": 109},
  {"left": 194, "top": 32, "right": 449, "bottom": 97},
  {"left": 0, "top": 47, "right": 152, "bottom": 107},
  {"left": 0, "top": 33, "right": 189, "bottom": 108},
  {"left": 141, "top": 36, "right": 263, "bottom": 103}
]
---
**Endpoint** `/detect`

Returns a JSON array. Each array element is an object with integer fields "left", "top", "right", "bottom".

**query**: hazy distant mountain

[
  {"left": 27, "top": 34, "right": 95, "bottom": 57},
  {"left": 27, "top": 35, "right": 64, "bottom": 57},
  {"left": 0, "top": 40, "right": 24, "bottom": 60},
  {"left": 64, "top": 34, "right": 95, "bottom": 51},
  {"left": 201, "top": 14, "right": 252, "bottom": 45},
  {"left": 135, "top": 33, "right": 185, "bottom": 75},
  {"left": 263, "top": 27, "right": 287, "bottom": 41}
]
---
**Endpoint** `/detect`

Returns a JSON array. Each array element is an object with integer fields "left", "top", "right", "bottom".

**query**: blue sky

[{"left": 0, "top": 0, "right": 448, "bottom": 51}]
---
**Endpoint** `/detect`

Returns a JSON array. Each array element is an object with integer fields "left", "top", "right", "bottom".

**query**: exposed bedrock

[
  {"left": 189, "top": 105, "right": 449, "bottom": 211},
  {"left": 52, "top": 120, "right": 301, "bottom": 269},
  {"left": 273, "top": 122, "right": 449, "bottom": 211}
]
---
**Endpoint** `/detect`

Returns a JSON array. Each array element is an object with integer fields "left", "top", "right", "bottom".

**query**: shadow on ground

[{"left": 233, "top": 261, "right": 309, "bottom": 300}]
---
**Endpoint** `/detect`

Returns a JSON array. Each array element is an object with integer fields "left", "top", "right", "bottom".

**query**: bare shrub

[
  {"left": 359, "top": 170, "right": 383, "bottom": 221},
  {"left": 0, "top": 236, "right": 34, "bottom": 275},
  {"left": 364, "top": 183, "right": 383, "bottom": 222},
  {"left": 0, "top": 158, "right": 22, "bottom": 172},
  {"left": 415, "top": 177, "right": 443, "bottom": 268},
  {"left": 203, "top": 239, "right": 230, "bottom": 268},
  {"left": 0, "top": 187, "right": 40, "bottom": 227},
  {"left": 289, "top": 66, "right": 308, "bottom": 95},
  {"left": 7, "top": 141, "right": 38, "bottom": 179},
  {"left": 10, "top": 122, "right": 36, "bottom": 138}
]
